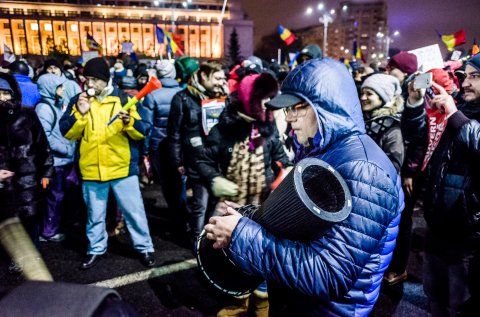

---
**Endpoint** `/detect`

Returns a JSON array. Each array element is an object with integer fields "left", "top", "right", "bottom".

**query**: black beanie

[
  {"left": 83, "top": 57, "right": 111, "bottom": 82},
  {"left": 44, "top": 59, "right": 63, "bottom": 72}
]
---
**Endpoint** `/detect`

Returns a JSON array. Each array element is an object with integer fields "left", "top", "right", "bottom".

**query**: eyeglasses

[{"left": 283, "top": 103, "right": 309, "bottom": 118}]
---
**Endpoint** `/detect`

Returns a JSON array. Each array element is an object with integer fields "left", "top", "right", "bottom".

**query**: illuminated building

[
  {"left": 0, "top": 0, "right": 254, "bottom": 59},
  {"left": 296, "top": 1, "right": 388, "bottom": 62}
]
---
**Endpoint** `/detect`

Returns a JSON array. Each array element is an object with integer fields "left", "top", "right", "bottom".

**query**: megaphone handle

[{"left": 107, "top": 114, "right": 120, "bottom": 126}]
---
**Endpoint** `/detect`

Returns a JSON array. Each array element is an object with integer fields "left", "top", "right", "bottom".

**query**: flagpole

[
  {"left": 278, "top": 48, "right": 281, "bottom": 64},
  {"left": 212, "top": 0, "right": 228, "bottom": 58}
]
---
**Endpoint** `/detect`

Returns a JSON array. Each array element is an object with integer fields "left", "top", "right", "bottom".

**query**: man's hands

[
  {"left": 430, "top": 82, "right": 457, "bottom": 118},
  {"left": 407, "top": 80, "right": 426, "bottom": 105},
  {"left": 204, "top": 201, "right": 242, "bottom": 249},
  {"left": 0, "top": 169, "right": 14, "bottom": 182},
  {"left": 76, "top": 92, "right": 92, "bottom": 116},
  {"left": 118, "top": 109, "right": 131, "bottom": 125},
  {"left": 402, "top": 176, "right": 413, "bottom": 197}
]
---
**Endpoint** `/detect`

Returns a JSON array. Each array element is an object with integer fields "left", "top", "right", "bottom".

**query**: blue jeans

[{"left": 82, "top": 176, "right": 154, "bottom": 255}]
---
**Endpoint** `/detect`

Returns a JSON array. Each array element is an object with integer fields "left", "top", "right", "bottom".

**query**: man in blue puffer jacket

[{"left": 204, "top": 58, "right": 404, "bottom": 316}]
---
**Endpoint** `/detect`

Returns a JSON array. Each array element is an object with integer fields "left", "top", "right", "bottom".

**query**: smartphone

[{"left": 414, "top": 72, "right": 433, "bottom": 90}]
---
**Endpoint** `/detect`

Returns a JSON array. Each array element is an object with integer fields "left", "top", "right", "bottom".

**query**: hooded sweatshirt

[{"left": 36, "top": 74, "right": 76, "bottom": 167}]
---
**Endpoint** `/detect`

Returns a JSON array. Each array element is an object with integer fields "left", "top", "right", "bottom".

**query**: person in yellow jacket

[{"left": 59, "top": 57, "right": 155, "bottom": 270}]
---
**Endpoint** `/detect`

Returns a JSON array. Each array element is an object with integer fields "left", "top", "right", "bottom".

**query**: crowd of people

[{"left": 0, "top": 43, "right": 479, "bottom": 317}]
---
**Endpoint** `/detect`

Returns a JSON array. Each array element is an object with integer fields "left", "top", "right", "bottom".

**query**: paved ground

[{"left": 0, "top": 184, "right": 431, "bottom": 316}]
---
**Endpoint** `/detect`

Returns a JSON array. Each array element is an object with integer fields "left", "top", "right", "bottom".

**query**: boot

[
  {"left": 217, "top": 296, "right": 249, "bottom": 317},
  {"left": 252, "top": 289, "right": 269, "bottom": 317}
]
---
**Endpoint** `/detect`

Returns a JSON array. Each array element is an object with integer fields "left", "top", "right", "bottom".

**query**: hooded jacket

[
  {"left": 36, "top": 74, "right": 77, "bottom": 167},
  {"left": 0, "top": 72, "right": 53, "bottom": 221},
  {"left": 226, "top": 59, "right": 404, "bottom": 316},
  {"left": 59, "top": 83, "right": 146, "bottom": 181},
  {"left": 12, "top": 73, "right": 41, "bottom": 108}
]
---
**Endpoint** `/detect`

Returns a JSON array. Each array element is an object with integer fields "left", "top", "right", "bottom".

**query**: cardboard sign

[
  {"left": 81, "top": 51, "right": 99, "bottom": 64},
  {"left": 201, "top": 98, "right": 226, "bottom": 136},
  {"left": 409, "top": 44, "right": 444, "bottom": 72}
]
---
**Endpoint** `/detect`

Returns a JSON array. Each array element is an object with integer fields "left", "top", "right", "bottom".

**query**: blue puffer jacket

[
  {"left": 141, "top": 77, "right": 182, "bottom": 154},
  {"left": 227, "top": 59, "right": 404, "bottom": 317},
  {"left": 13, "top": 73, "right": 41, "bottom": 108}
]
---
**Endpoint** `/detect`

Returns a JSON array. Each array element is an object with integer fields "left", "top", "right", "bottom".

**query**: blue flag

[{"left": 155, "top": 26, "right": 165, "bottom": 44}]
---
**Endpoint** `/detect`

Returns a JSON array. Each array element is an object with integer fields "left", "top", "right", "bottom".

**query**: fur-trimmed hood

[{"left": 369, "top": 94, "right": 404, "bottom": 120}]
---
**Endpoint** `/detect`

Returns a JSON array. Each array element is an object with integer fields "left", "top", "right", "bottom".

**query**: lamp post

[
  {"left": 377, "top": 30, "right": 400, "bottom": 59},
  {"left": 306, "top": 3, "right": 335, "bottom": 56}
]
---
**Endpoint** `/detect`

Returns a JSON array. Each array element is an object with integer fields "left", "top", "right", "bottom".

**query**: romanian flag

[
  {"left": 352, "top": 40, "right": 365, "bottom": 63},
  {"left": 86, "top": 33, "right": 102, "bottom": 52},
  {"left": 437, "top": 29, "right": 466, "bottom": 51},
  {"left": 472, "top": 39, "right": 479, "bottom": 56},
  {"left": 278, "top": 25, "right": 296, "bottom": 46},
  {"left": 155, "top": 26, "right": 184, "bottom": 56}
]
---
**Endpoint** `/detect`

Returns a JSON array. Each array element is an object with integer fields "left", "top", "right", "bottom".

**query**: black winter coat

[
  {"left": 0, "top": 72, "right": 53, "bottom": 221},
  {"left": 167, "top": 89, "right": 207, "bottom": 179},
  {"left": 402, "top": 101, "right": 480, "bottom": 244},
  {"left": 197, "top": 105, "right": 292, "bottom": 187}
]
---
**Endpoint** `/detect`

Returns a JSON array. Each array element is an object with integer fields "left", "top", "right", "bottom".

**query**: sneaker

[
  {"left": 39, "top": 233, "right": 65, "bottom": 242},
  {"left": 383, "top": 271, "right": 408, "bottom": 286}
]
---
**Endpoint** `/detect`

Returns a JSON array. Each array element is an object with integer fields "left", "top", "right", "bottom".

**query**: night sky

[{"left": 241, "top": 0, "right": 480, "bottom": 55}]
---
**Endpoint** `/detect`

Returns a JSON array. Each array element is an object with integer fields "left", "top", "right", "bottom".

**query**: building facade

[
  {"left": 0, "top": 0, "right": 254, "bottom": 59},
  {"left": 296, "top": 1, "right": 388, "bottom": 62}
]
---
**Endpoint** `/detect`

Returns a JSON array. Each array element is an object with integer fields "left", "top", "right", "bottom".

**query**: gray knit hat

[
  {"left": 156, "top": 60, "right": 176, "bottom": 79},
  {"left": 467, "top": 54, "right": 480, "bottom": 72},
  {"left": 361, "top": 73, "right": 401, "bottom": 104}
]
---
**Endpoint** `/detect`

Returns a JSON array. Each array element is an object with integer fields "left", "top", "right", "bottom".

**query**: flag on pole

[
  {"left": 472, "top": 39, "right": 479, "bottom": 56},
  {"left": 437, "top": 29, "right": 466, "bottom": 51},
  {"left": 288, "top": 51, "right": 300, "bottom": 69},
  {"left": 3, "top": 44, "right": 15, "bottom": 64},
  {"left": 155, "top": 26, "right": 184, "bottom": 56},
  {"left": 86, "top": 33, "right": 102, "bottom": 52},
  {"left": 278, "top": 25, "right": 296, "bottom": 46},
  {"left": 352, "top": 40, "right": 365, "bottom": 63},
  {"left": 155, "top": 26, "right": 165, "bottom": 44}
]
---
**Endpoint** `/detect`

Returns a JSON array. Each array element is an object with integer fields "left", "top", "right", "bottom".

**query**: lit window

[
  {"left": 44, "top": 23, "right": 52, "bottom": 31},
  {"left": 31, "top": 23, "right": 38, "bottom": 31},
  {"left": 71, "top": 24, "right": 78, "bottom": 32}
]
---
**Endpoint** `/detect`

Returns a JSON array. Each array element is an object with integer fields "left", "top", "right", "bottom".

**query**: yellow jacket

[{"left": 60, "top": 87, "right": 146, "bottom": 181}]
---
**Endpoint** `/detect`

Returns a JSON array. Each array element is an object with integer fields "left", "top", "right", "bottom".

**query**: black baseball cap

[{"left": 265, "top": 92, "right": 303, "bottom": 109}]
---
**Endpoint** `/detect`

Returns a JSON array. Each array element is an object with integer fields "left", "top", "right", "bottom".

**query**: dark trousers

[
  {"left": 150, "top": 141, "right": 188, "bottom": 236},
  {"left": 43, "top": 164, "right": 81, "bottom": 238},
  {"left": 388, "top": 175, "right": 424, "bottom": 274}
]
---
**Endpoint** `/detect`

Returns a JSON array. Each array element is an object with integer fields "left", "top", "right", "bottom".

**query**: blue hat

[
  {"left": 0, "top": 78, "right": 13, "bottom": 94},
  {"left": 467, "top": 54, "right": 480, "bottom": 72}
]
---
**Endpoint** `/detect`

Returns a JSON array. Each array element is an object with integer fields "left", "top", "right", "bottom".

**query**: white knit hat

[
  {"left": 156, "top": 60, "right": 176, "bottom": 79},
  {"left": 361, "top": 73, "right": 401, "bottom": 104}
]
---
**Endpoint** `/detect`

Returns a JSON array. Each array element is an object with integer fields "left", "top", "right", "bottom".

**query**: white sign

[
  {"left": 451, "top": 50, "right": 462, "bottom": 61},
  {"left": 409, "top": 44, "right": 444, "bottom": 72},
  {"left": 81, "top": 51, "right": 99, "bottom": 64}
]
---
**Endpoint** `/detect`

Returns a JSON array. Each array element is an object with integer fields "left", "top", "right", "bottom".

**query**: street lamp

[
  {"left": 306, "top": 3, "right": 335, "bottom": 56},
  {"left": 377, "top": 30, "right": 400, "bottom": 59}
]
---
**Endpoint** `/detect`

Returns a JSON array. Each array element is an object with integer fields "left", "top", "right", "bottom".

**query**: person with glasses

[{"left": 203, "top": 58, "right": 404, "bottom": 316}]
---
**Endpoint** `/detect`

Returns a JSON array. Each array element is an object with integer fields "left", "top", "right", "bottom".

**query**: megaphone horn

[
  {"left": 135, "top": 76, "right": 162, "bottom": 100},
  {"left": 107, "top": 76, "right": 162, "bottom": 126}
]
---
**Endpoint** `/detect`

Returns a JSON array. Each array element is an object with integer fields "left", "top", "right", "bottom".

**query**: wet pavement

[{"left": 0, "top": 184, "right": 430, "bottom": 316}]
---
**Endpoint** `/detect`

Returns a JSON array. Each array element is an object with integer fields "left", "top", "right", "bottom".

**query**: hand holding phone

[{"left": 414, "top": 72, "right": 433, "bottom": 90}]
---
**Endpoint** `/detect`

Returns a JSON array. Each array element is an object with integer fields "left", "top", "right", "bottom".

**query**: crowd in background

[{"left": 0, "top": 43, "right": 479, "bottom": 317}]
